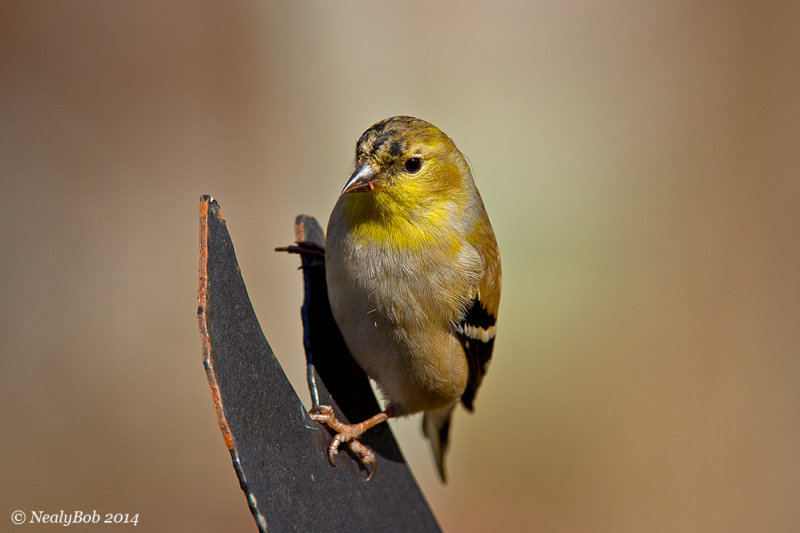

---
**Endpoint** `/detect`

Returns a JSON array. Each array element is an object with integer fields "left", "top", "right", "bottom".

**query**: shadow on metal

[{"left": 197, "top": 195, "right": 441, "bottom": 532}]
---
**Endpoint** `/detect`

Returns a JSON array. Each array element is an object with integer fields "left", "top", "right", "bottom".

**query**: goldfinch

[{"left": 311, "top": 115, "right": 501, "bottom": 481}]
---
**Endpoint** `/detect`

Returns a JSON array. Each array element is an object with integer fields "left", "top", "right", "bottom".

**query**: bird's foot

[
  {"left": 275, "top": 241, "right": 325, "bottom": 258},
  {"left": 308, "top": 405, "right": 389, "bottom": 482},
  {"left": 275, "top": 241, "right": 325, "bottom": 269}
]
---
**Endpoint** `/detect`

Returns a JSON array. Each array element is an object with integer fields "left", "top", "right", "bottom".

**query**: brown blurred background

[{"left": 2, "top": 1, "right": 798, "bottom": 532}]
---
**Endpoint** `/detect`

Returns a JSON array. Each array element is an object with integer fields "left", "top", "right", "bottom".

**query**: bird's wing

[{"left": 457, "top": 219, "right": 501, "bottom": 411}]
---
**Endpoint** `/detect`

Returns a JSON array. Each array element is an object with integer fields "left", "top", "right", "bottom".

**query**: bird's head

[{"left": 338, "top": 116, "right": 473, "bottom": 224}]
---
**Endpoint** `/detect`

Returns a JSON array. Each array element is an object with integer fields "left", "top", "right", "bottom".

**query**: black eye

[{"left": 404, "top": 157, "right": 422, "bottom": 173}]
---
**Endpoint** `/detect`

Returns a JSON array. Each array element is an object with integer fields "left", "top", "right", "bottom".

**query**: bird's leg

[{"left": 308, "top": 405, "right": 390, "bottom": 481}]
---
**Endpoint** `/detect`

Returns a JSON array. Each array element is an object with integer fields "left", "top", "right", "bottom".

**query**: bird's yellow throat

[{"left": 340, "top": 190, "right": 462, "bottom": 256}]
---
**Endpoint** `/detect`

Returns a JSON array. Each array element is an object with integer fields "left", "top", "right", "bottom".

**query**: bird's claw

[
  {"left": 308, "top": 405, "right": 378, "bottom": 481},
  {"left": 275, "top": 241, "right": 325, "bottom": 258},
  {"left": 347, "top": 439, "right": 378, "bottom": 482},
  {"left": 276, "top": 241, "right": 325, "bottom": 270}
]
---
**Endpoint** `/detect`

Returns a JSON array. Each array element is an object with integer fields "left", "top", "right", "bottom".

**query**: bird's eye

[{"left": 404, "top": 157, "right": 422, "bottom": 173}]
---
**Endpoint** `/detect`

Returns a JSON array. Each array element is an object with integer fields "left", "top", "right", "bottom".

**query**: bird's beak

[{"left": 341, "top": 162, "right": 383, "bottom": 194}]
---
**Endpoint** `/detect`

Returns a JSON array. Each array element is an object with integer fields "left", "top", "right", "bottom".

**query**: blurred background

[{"left": 2, "top": 1, "right": 798, "bottom": 531}]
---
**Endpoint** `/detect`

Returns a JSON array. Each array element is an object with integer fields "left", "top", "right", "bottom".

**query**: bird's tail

[{"left": 422, "top": 402, "right": 457, "bottom": 482}]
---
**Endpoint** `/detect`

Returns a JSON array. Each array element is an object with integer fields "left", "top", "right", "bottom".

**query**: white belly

[{"left": 325, "top": 239, "right": 472, "bottom": 414}]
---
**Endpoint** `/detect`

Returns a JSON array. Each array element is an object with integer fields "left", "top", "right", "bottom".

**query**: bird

[{"left": 310, "top": 115, "right": 501, "bottom": 482}]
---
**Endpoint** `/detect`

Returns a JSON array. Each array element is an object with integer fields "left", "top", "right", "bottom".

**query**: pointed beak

[{"left": 341, "top": 162, "right": 382, "bottom": 194}]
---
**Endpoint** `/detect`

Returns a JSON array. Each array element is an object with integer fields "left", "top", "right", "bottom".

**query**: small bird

[{"left": 311, "top": 115, "right": 501, "bottom": 481}]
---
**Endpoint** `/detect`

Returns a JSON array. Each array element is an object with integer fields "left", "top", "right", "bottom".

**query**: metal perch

[{"left": 197, "top": 196, "right": 441, "bottom": 532}]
